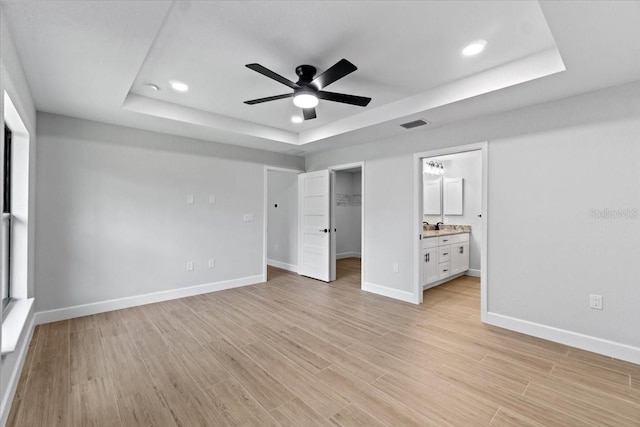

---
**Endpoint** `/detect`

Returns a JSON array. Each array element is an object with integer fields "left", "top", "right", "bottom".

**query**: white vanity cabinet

[
  {"left": 422, "top": 238, "right": 439, "bottom": 285},
  {"left": 422, "top": 232, "right": 469, "bottom": 288},
  {"left": 450, "top": 234, "right": 470, "bottom": 275}
]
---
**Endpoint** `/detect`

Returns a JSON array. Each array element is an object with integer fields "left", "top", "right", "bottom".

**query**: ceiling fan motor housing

[{"left": 295, "top": 65, "right": 317, "bottom": 86}]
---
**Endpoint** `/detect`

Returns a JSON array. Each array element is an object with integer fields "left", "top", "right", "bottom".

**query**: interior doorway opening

[
  {"left": 296, "top": 162, "right": 365, "bottom": 289},
  {"left": 414, "top": 143, "right": 488, "bottom": 320},
  {"left": 329, "top": 163, "right": 364, "bottom": 288},
  {"left": 332, "top": 167, "right": 362, "bottom": 282}
]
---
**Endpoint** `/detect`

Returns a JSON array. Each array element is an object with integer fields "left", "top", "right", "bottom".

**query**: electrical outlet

[
  {"left": 393, "top": 262, "right": 399, "bottom": 273},
  {"left": 589, "top": 294, "right": 603, "bottom": 310},
  {"left": 186, "top": 194, "right": 194, "bottom": 205},
  {"left": 209, "top": 195, "right": 216, "bottom": 204},
  {"left": 186, "top": 261, "right": 194, "bottom": 271},
  {"left": 208, "top": 259, "right": 215, "bottom": 269},
  {"left": 243, "top": 213, "right": 254, "bottom": 222}
]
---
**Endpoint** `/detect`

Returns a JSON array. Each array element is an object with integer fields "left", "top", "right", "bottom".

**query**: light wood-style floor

[{"left": 8, "top": 258, "right": 640, "bottom": 426}]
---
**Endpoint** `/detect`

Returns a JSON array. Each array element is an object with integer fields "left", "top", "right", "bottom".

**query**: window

[{"left": 2, "top": 124, "right": 12, "bottom": 311}]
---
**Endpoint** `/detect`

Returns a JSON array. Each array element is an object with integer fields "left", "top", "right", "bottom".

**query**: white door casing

[{"left": 298, "top": 170, "right": 331, "bottom": 281}]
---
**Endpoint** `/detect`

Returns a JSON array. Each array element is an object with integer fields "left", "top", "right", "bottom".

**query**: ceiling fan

[{"left": 243, "top": 59, "right": 371, "bottom": 121}]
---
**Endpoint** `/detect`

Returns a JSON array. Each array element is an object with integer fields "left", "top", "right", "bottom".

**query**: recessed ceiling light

[
  {"left": 144, "top": 83, "right": 160, "bottom": 92},
  {"left": 462, "top": 40, "right": 487, "bottom": 56},
  {"left": 169, "top": 80, "right": 189, "bottom": 92},
  {"left": 291, "top": 115, "right": 303, "bottom": 124}
]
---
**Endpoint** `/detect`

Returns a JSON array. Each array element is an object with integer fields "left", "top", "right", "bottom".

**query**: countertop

[{"left": 422, "top": 225, "right": 471, "bottom": 238}]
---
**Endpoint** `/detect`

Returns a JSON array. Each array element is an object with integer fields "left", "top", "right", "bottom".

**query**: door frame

[
  {"left": 263, "top": 166, "right": 304, "bottom": 282},
  {"left": 413, "top": 142, "right": 488, "bottom": 321},
  {"left": 327, "top": 161, "right": 365, "bottom": 288}
]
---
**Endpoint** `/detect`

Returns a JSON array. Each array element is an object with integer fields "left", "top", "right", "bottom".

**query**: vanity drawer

[
  {"left": 438, "top": 245, "right": 451, "bottom": 262},
  {"left": 438, "top": 261, "right": 451, "bottom": 279},
  {"left": 450, "top": 233, "right": 469, "bottom": 244},
  {"left": 422, "top": 237, "right": 438, "bottom": 249},
  {"left": 438, "top": 236, "right": 452, "bottom": 245}
]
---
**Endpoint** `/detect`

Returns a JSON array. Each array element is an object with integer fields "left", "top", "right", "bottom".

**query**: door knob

[{"left": 319, "top": 229, "right": 328, "bottom": 233}]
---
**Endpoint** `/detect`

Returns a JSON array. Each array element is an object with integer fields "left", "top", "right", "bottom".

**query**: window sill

[{"left": 1, "top": 298, "right": 34, "bottom": 356}]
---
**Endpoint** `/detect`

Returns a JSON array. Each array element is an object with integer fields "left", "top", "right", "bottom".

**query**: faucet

[{"left": 435, "top": 222, "right": 444, "bottom": 230}]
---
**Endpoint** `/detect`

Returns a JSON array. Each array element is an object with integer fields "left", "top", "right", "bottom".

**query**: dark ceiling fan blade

[
  {"left": 318, "top": 91, "right": 371, "bottom": 107},
  {"left": 303, "top": 108, "right": 317, "bottom": 120},
  {"left": 245, "top": 63, "right": 299, "bottom": 89},
  {"left": 310, "top": 59, "right": 357, "bottom": 90},
  {"left": 244, "top": 93, "right": 293, "bottom": 105}
]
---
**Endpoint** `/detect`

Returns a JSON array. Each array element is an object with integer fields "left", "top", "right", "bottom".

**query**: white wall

[
  {"left": 306, "top": 81, "right": 640, "bottom": 360},
  {"left": 334, "top": 171, "right": 361, "bottom": 258},
  {"left": 0, "top": 6, "right": 38, "bottom": 425},
  {"left": 267, "top": 170, "right": 298, "bottom": 271},
  {"left": 35, "top": 113, "right": 303, "bottom": 314}
]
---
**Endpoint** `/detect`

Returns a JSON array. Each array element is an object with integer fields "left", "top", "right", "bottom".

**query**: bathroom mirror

[
  {"left": 423, "top": 177, "right": 442, "bottom": 216},
  {"left": 444, "top": 177, "right": 464, "bottom": 215}
]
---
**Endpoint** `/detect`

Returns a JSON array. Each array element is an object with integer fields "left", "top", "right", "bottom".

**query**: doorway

[
  {"left": 332, "top": 166, "right": 362, "bottom": 284},
  {"left": 263, "top": 166, "right": 303, "bottom": 281},
  {"left": 414, "top": 143, "right": 488, "bottom": 320},
  {"left": 297, "top": 162, "right": 365, "bottom": 289}
]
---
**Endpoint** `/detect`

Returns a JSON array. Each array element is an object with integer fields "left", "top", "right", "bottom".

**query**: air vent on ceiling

[{"left": 400, "top": 119, "right": 429, "bottom": 129}]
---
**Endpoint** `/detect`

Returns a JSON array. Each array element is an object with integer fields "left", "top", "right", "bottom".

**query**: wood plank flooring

[{"left": 8, "top": 258, "right": 640, "bottom": 426}]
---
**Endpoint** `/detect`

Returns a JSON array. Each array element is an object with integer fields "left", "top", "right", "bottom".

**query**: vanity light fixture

[
  {"left": 462, "top": 40, "right": 487, "bottom": 56},
  {"left": 425, "top": 160, "right": 445, "bottom": 175}
]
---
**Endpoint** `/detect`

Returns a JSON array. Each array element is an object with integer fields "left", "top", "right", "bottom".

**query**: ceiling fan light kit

[
  {"left": 293, "top": 89, "right": 319, "bottom": 109},
  {"left": 244, "top": 59, "right": 371, "bottom": 121}
]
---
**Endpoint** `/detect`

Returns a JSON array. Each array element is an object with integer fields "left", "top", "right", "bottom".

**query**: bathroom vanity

[{"left": 422, "top": 229, "right": 470, "bottom": 289}]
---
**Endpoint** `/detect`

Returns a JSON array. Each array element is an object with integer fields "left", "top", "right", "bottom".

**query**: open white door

[{"left": 299, "top": 170, "right": 331, "bottom": 281}]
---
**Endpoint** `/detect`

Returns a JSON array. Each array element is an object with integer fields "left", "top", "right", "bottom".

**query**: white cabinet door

[
  {"left": 443, "top": 177, "right": 463, "bottom": 215},
  {"left": 298, "top": 170, "right": 331, "bottom": 282},
  {"left": 423, "top": 248, "right": 438, "bottom": 285},
  {"left": 450, "top": 241, "right": 470, "bottom": 275}
]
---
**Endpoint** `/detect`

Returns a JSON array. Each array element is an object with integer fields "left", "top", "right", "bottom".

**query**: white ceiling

[{"left": 2, "top": 1, "right": 640, "bottom": 155}]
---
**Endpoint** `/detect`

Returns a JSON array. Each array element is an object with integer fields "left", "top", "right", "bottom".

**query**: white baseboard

[
  {"left": 266, "top": 259, "right": 298, "bottom": 273},
  {"left": 337, "top": 252, "right": 361, "bottom": 260},
  {"left": 486, "top": 312, "right": 640, "bottom": 365},
  {"left": 363, "top": 282, "right": 418, "bottom": 304},
  {"left": 1, "top": 313, "right": 35, "bottom": 427},
  {"left": 34, "top": 275, "right": 264, "bottom": 325},
  {"left": 466, "top": 269, "right": 481, "bottom": 277}
]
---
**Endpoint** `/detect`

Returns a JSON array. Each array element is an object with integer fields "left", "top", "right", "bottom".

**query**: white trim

[
  {"left": 266, "top": 259, "right": 298, "bottom": 273},
  {"left": 466, "top": 269, "right": 481, "bottom": 278},
  {"left": 34, "top": 275, "right": 263, "bottom": 325},
  {"left": 263, "top": 166, "right": 303, "bottom": 281},
  {"left": 480, "top": 142, "right": 489, "bottom": 322},
  {"left": 413, "top": 142, "right": 488, "bottom": 319},
  {"left": 422, "top": 272, "right": 466, "bottom": 290},
  {"left": 486, "top": 312, "right": 640, "bottom": 365},
  {"left": 1, "top": 298, "right": 34, "bottom": 355},
  {"left": 363, "top": 282, "right": 418, "bottom": 304},
  {"left": 328, "top": 162, "right": 365, "bottom": 288},
  {"left": 336, "top": 252, "right": 361, "bottom": 259},
  {"left": 0, "top": 313, "right": 35, "bottom": 427}
]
